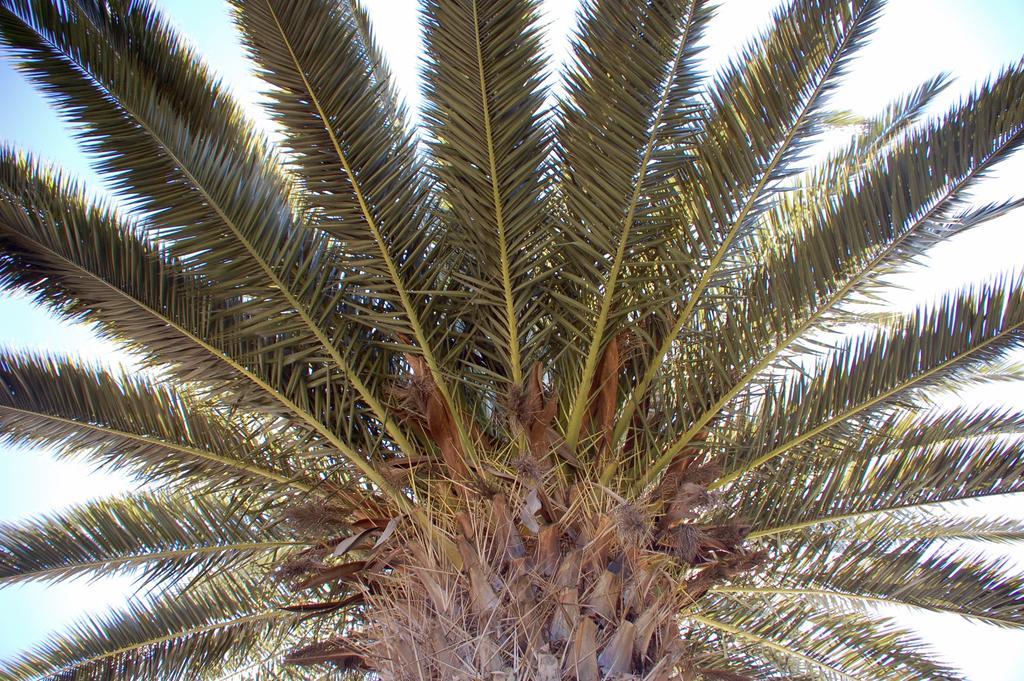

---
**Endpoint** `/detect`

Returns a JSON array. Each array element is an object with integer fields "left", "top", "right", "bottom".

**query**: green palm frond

[
  {"left": 0, "top": 351, "right": 310, "bottom": 490},
  {"left": 0, "top": 575, "right": 292, "bottom": 681},
  {"left": 0, "top": 490, "right": 295, "bottom": 588},
  {"left": 231, "top": 0, "right": 424, "bottom": 249},
  {"left": 0, "top": 0, "right": 299, "bottom": 273},
  {"left": 745, "top": 530, "right": 1024, "bottom": 628},
  {"left": 420, "top": 0, "right": 550, "bottom": 385},
  {"left": 883, "top": 403, "right": 1024, "bottom": 447},
  {"left": 744, "top": 433, "right": 1024, "bottom": 539},
  {"left": 691, "top": 595, "right": 959, "bottom": 680},
  {"left": 645, "top": 63, "right": 1024, "bottom": 482},
  {"left": 848, "top": 511, "right": 1024, "bottom": 544},
  {"left": 556, "top": 0, "right": 713, "bottom": 450},
  {"left": 771, "top": 65, "right": 1024, "bottom": 327},
  {"left": 686, "top": 0, "right": 882, "bottom": 248},
  {"left": 0, "top": 0, "right": 417, "bottom": 505},
  {"left": 613, "top": 0, "right": 884, "bottom": 460},
  {"left": 232, "top": 0, "right": 480, "bottom": 475},
  {"left": 208, "top": 644, "right": 314, "bottom": 681},
  {"left": 0, "top": 148, "right": 299, "bottom": 413},
  {"left": 0, "top": 149, "right": 430, "bottom": 516},
  {"left": 716, "top": 275, "right": 1024, "bottom": 486},
  {"left": 778, "top": 73, "right": 952, "bottom": 203}
]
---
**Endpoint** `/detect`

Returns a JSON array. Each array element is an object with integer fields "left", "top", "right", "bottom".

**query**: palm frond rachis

[{"left": 0, "top": 0, "right": 1023, "bottom": 678}]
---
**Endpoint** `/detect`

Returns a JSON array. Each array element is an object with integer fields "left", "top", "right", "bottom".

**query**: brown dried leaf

[
  {"left": 535, "top": 523, "right": 561, "bottom": 577},
  {"left": 583, "top": 514, "right": 616, "bottom": 572},
  {"left": 586, "top": 569, "right": 621, "bottom": 622},
  {"left": 662, "top": 482, "right": 710, "bottom": 530},
  {"left": 491, "top": 494, "right": 527, "bottom": 562},
  {"left": 406, "top": 354, "right": 472, "bottom": 481},
  {"left": 520, "top": 488, "right": 543, "bottom": 534},
  {"left": 333, "top": 528, "right": 375, "bottom": 557},
  {"left": 519, "top": 363, "right": 577, "bottom": 467},
  {"left": 280, "top": 593, "right": 363, "bottom": 614},
  {"left": 580, "top": 336, "right": 622, "bottom": 455},
  {"left": 598, "top": 620, "right": 636, "bottom": 676},
  {"left": 408, "top": 543, "right": 449, "bottom": 614},
  {"left": 594, "top": 335, "right": 621, "bottom": 452},
  {"left": 295, "top": 561, "right": 366, "bottom": 590},
  {"left": 284, "top": 639, "right": 366, "bottom": 669},
  {"left": 567, "top": 616, "right": 600, "bottom": 681},
  {"left": 554, "top": 548, "right": 583, "bottom": 588},
  {"left": 536, "top": 651, "right": 560, "bottom": 681},
  {"left": 281, "top": 502, "right": 351, "bottom": 538},
  {"left": 371, "top": 516, "right": 402, "bottom": 552},
  {"left": 475, "top": 634, "right": 505, "bottom": 674},
  {"left": 659, "top": 524, "right": 705, "bottom": 564},
  {"left": 632, "top": 605, "right": 664, "bottom": 661},
  {"left": 549, "top": 587, "right": 579, "bottom": 642}
]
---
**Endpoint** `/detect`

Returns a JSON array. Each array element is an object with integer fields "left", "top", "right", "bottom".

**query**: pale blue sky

[{"left": 1, "top": 0, "right": 1023, "bottom": 678}]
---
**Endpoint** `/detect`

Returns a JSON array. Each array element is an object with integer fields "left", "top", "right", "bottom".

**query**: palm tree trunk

[{"left": 288, "top": 479, "right": 760, "bottom": 680}]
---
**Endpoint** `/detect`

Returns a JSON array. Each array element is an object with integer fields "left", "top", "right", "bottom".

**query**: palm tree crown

[{"left": 0, "top": 0, "right": 1023, "bottom": 678}]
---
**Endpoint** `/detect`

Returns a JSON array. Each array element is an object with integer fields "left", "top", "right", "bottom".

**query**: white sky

[{"left": 0, "top": 0, "right": 1023, "bottom": 678}]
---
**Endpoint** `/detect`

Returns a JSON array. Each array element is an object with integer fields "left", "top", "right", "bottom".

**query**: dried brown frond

[
  {"left": 661, "top": 524, "right": 706, "bottom": 564},
  {"left": 282, "top": 501, "right": 351, "bottom": 538},
  {"left": 504, "top": 383, "right": 540, "bottom": 431},
  {"left": 662, "top": 482, "right": 712, "bottom": 531},
  {"left": 285, "top": 638, "right": 368, "bottom": 669},
  {"left": 613, "top": 502, "right": 651, "bottom": 548},
  {"left": 512, "top": 455, "right": 546, "bottom": 485},
  {"left": 705, "top": 520, "right": 753, "bottom": 548},
  {"left": 682, "top": 462, "right": 722, "bottom": 487},
  {"left": 389, "top": 372, "right": 435, "bottom": 425},
  {"left": 725, "top": 549, "right": 768, "bottom": 577},
  {"left": 274, "top": 554, "right": 328, "bottom": 585}
]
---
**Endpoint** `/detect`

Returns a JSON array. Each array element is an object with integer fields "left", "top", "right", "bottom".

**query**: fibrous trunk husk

[{"left": 280, "top": 474, "right": 760, "bottom": 680}]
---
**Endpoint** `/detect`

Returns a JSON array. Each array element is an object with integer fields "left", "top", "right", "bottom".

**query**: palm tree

[{"left": 0, "top": 0, "right": 1022, "bottom": 677}]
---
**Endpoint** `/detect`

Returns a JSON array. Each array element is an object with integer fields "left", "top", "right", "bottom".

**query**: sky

[{"left": 0, "top": 0, "right": 1023, "bottom": 678}]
